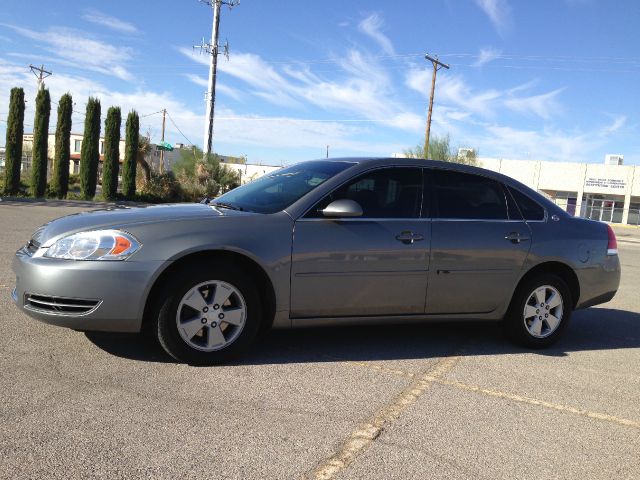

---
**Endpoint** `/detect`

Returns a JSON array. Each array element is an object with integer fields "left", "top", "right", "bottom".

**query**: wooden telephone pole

[
  {"left": 160, "top": 109, "right": 166, "bottom": 174},
  {"left": 29, "top": 64, "right": 52, "bottom": 90},
  {"left": 423, "top": 54, "right": 449, "bottom": 159}
]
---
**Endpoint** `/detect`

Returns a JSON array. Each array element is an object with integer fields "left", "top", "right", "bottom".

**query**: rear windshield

[{"left": 213, "top": 161, "right": 354, "bottom": 214}]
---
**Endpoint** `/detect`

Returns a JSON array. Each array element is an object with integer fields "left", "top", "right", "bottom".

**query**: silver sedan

[{"left": 12, "top": 158, "right": 621, "bottom": 364}]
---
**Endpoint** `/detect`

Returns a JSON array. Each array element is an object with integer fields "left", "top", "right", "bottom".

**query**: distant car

[{"left": 12, "top": 158, "right": 620, "bottom": 364}]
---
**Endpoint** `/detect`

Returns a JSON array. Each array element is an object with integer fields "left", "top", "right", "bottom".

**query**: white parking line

[
  {"left": 344, "top": 360, "right": 640, "bottom": 431},
  {"left": 305, "top": 356, "right": 461, "bottom": 480}
]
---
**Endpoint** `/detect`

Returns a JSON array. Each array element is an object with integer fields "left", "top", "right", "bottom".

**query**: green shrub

[{"left": 137, "top": 171, "right": 182, "bottom": 203}]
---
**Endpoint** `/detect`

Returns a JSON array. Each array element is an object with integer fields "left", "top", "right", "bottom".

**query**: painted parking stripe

[{"left": 305, "top": 355, "right": 461, "bottom": 480}]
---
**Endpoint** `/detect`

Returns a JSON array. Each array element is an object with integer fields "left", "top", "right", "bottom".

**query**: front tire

[
  {"left": 154, "top": 262, "right": 262, "bottom": 365},
  {"left": 504, "top": 274, "right": 573, "bottom": 348}
]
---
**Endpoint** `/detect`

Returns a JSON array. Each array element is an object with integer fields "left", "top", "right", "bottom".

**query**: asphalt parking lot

[{"left": 1, "top": 201, "right": 639, "bottom": 480}]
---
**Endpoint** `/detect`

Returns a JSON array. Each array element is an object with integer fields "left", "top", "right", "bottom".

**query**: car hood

[{"left": 31, "top": 203, "right": 252, "bottom": 246}]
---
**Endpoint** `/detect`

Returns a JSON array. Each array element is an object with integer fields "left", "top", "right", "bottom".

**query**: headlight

[{"left": 44, "top": 230, "right": 141, "bottom": 260}]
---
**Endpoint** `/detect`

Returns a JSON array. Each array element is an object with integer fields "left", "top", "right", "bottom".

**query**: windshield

[{"left": 213, "top": 160, "right": 355, "bottom": 214}]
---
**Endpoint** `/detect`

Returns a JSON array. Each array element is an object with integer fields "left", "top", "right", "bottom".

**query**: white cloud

[
  {"left": 0, "top": 57, "right": 405, "bottom": 160},
  {"left": 473, "top": 47, "right": 502, "bottom": 67},
  {"left": 406, "top": 69, "right": 563, "bottom": 120},
  {"left": 405, "top": 68, "right": 431, "bottom": 94},
  {"left": 474, "top": 0, "right": 512, "bottom": 34},
  {"left": 602, "top": 115, "right": 626, "bottom": 135},
  {"left": 179, "top": 47, "right": 420, "bottom": 133},
  {"left": 2, "top": 24, "right": 134, "bottom": 81},
  {"left": 82, "top": 10, "right": 137, "bottom": 34},
  {"left": 504, "top": 88, "right": 564, "bottom": 120},
  {"left": 478, "top": 124, "right": 596, "bottom": 161},
  {"left": 358, "top": 13, "right": 395, "bottom": 56},
  {"left": 184, "top": 73, "right": 208, "bottom": 88}
]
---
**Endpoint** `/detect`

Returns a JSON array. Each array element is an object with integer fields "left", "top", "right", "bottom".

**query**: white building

[
  {"left": 21, "top": 132, "right": 126, "bottom": 176},
  {"left": 220, "top": 161, "right": 280, "bottom": 185},
  {"left": 479, "top": 156, "right": 640, "bottom": 225}
]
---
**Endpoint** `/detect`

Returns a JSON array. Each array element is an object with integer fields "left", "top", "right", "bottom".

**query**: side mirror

[{"left": 321, "top": 199, "right": 363, "bottom": 218}]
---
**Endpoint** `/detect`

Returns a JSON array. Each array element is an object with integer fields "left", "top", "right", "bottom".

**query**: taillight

[{"left": 607, "top": 224, "right": 617, "bottom": 255}]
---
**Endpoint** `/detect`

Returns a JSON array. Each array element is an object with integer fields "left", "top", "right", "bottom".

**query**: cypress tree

[
  {"left": 102, "top": 106, "right": 121, "bottom": 201},
  {"left": 80, "top": 97, "right": 101, "bottom": 199},
  {"left": 51, "top": 93, "right": 73, "bottom": 198},
  {"left": 3, "top": 88, "right": 25, "bottom": 195},
  {"left": 122, "top": 110, "right": 139, "bottom": 199},
  {"left": 30, "top": 88, "right": 51, "bottom": 198}
]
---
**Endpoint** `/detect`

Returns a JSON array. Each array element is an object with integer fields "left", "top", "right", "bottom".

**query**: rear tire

[
  {"left": 504, "top": 273, "right": 573, "bottom": 348},
  {"left": 153, "top": 261, "right": 262, "bottom": 365}
]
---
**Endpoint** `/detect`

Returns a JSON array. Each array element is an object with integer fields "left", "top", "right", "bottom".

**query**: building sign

[{"left": 585, "top": 177, "right": 626, "bottom": 190}]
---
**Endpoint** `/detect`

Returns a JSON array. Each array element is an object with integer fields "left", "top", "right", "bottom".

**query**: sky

[{"left": 0, "top": 0, "right": 639, "bottom": 166}]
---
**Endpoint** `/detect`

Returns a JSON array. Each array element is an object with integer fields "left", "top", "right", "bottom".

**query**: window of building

[
  {"left": 100, "top": 141, "right": 104, "bottom": 154},
  {"left": 508, "top": 186, "right": 546, "bottom": 221},
  {"left": 312, "top": 168, "right": 423, "bottom": 218},
  {"left": 74, "top": 139, "right": 82, "bottom": 152},
  {"left": 432, "top": 170, "right": 507, "bottom": 220}
]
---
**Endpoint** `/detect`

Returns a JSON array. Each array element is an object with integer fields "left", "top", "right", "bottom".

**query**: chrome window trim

[
  {"left": 431, "top": 218, "right": 529, "bottom": 223},
  {"left": 296, "top": 217, "right": 432, "bottom": 223}
]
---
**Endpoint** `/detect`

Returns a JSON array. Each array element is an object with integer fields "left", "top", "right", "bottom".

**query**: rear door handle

[
  {"left": 505, "top": 232, "right": 530, "bottom": 244},
  {"left": 396, "top": 231, "right": 424, "bottom": 244}
]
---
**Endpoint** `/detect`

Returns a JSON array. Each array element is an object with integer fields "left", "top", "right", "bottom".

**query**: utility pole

[
  {"left": 195, "top": 0, "right": 239, "bottom": 157},
  {"left": 423, "top": 54, "right": 449, "bottom": 158},
  {"left": 160, "top": 108, "right": 166, "bottom": 174},
  {"left": 29, "top": 64, "right": 52, "bottom": 90}
]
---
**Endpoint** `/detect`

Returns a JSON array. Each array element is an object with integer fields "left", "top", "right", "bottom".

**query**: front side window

[
  {"left": 74, "top": 139, "right": 82, "bottom": 152},
  {"left": 214, "top": 160, "right": 354, "bottom": 214},
  {"left": 433, "top": 170, "right": 507, "bottom": 220},
  {"left": 310, "top": 167, "right": 423, "bottom": 218}
]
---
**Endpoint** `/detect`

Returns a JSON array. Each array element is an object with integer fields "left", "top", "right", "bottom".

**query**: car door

[
  {"left": 425, "top": 169, "right": 532, "bottom": 314},
  {"left": 290, "top": 167, "right": 430, "bottom": 318}
]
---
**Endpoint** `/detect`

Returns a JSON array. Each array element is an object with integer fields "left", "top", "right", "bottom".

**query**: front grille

[{"left": 24, "top": 294, "right": 101, "bottom": 315}]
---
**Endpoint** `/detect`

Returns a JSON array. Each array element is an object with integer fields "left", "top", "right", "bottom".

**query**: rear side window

[
  {"left": 508, "top": 186, "right": 546, "bottom": 221},
  {"left": 432, "top": 170, "right": 507, "bottom": 220}
]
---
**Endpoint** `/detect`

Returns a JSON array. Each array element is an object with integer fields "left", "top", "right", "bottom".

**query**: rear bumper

[
  {"left": 575, "top": 254, "right": 621, "bottom": 309},
  {"left": 12, "top": 248, "right": 165, "bottom": 332}
]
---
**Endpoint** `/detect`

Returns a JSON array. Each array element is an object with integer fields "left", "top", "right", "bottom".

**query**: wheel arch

[
  {"left": 515, "top": 261, "right": 580, "bottom": 309},
  {"left": 141, "top": 249, "right": 277, "bottom": 334}
]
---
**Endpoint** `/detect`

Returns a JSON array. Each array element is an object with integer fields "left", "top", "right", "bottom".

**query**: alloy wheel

[
  {"left": 176, "top": 280, "right": 247, "bottom": 352},
  {"left": 523, "top": 285, "right": 564, "bottom": 339}
]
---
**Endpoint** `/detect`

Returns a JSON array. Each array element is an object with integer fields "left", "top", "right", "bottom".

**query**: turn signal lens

[
  {"left": 44, "top": 230, "right": 141, "bottom": 261},
  {"left": 111, "top": 236, "right": 132, "bottom": 255}
]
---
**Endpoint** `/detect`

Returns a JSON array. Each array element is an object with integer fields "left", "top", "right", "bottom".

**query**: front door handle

[
  {"left": 396, "top": 231, "right": 424, "bottom": 244},
  {"left": 505, "top": 232, "right": 530, "bottom": 244}
]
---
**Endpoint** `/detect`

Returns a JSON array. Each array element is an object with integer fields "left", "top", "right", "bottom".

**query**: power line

[
  {"left": 166, "top": 111, "right": 195, "bottom": 146},
  {"left": 141, "top": 110, "right": 164, "bottom": 118}
]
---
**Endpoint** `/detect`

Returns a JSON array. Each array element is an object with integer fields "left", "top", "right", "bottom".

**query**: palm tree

[{"left": 136, "top": 134, "right": 152, "bottom": 184}]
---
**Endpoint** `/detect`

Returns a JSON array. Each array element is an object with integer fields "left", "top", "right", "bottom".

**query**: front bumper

[{"left": 12, "top": 247, "right": 165, "bottom": 332}]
